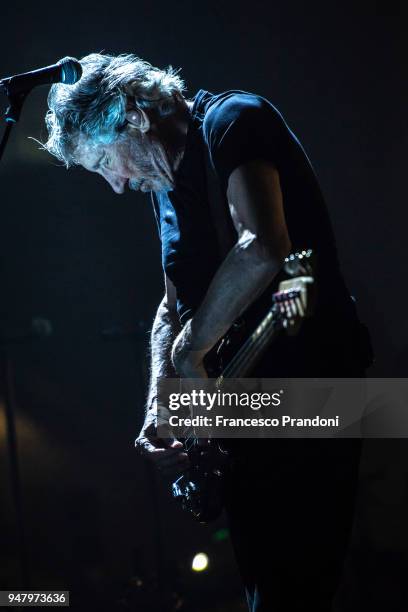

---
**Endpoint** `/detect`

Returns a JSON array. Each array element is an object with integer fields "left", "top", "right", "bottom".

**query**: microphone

[{"left": 0, "top": 57, "right": 82, "bottom": 97}]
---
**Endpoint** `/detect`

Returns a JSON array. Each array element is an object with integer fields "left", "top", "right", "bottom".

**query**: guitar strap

[{"left": 202, "top": 138, "right": 237, "bottom": 262}]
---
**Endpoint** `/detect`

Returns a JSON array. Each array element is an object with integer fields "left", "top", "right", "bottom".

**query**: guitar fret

[{"left": 251, "top": 311, "right": 274, "bottom": 340}]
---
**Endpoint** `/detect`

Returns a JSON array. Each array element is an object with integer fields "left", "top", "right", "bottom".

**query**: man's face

[{"left": 74, "top": 128, "right": 176, "bottom": 194}]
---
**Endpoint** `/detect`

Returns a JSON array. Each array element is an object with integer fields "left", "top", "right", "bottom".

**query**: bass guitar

[{"left": 172, "top": 249, "right": 316, "bottom": 523}]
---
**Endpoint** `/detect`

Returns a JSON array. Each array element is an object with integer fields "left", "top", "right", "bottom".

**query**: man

[{"left": 43, "top": 53, "right": 372, "bottom": 611}]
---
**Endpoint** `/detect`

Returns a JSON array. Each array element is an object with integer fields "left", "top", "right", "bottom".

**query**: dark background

[{"left": 0, "top": 1, "right": 406, "bottom": 610}]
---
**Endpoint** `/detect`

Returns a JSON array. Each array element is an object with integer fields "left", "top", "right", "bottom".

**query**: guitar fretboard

[{"left": 218, "top": 307, "right": 282, "bottom": 381}]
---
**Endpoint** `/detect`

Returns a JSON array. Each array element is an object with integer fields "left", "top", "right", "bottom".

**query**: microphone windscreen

[{"left": 58, "top": 57, "right": 82, "bottom": 85}]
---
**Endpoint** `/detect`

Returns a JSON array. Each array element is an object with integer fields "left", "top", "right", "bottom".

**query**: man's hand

[
  {"left": 135, "top": 405, "right": 189, "bottom": 477},
  {"left": 171, "top": 319, "right": 208, "bottom": 378}
]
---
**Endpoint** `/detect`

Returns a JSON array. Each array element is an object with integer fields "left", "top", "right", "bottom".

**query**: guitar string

[
  {"left": 222, "top": 309, "right": 281, "bottom": 378},
  {"left": 221, "top": 309, "right": 276, "bottom": 378},
  {"left": 225, "top": 321, "right": 279, "bottom": 377},
  {"left": 224, "top": 325, "right": 276, "bottom": 376},
  {"left": 224, "top": 323, "right": 278, "bottom": 378},
  {"left": 222, "top": 292, "right": 301, "bottom": 377}
]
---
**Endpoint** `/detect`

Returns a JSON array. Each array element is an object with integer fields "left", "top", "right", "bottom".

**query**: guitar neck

[
  {"left": 220, "top": 308, "right": 281, "bottom": 379},
  {"left": 217, "top": 255, "right": 314, "bottom": 381}
]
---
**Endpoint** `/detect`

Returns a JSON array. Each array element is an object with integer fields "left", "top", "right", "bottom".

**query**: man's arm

[
  {"left": 172, "top": 159, "right": 291, "bottom": 376},
  {"left": 136, "top": 275, "right": 188, "bottom": 474},
  {"left": 145, "top": 275, "right": 179, "bottom": 413}
]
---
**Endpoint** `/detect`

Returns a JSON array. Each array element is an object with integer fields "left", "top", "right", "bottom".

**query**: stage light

[{"left": 192, "top": 552, "right": 209, "bottom": 572}]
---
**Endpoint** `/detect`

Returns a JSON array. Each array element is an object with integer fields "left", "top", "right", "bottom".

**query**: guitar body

[
  {"left": 172, "top": 326, "right": 248, "bottom": 523},
  {"left": 172, "top": 250, "right": 315, "bottom": 523},
  {"left": 172, "top": 439, "right": 228, "bottom": 523}
]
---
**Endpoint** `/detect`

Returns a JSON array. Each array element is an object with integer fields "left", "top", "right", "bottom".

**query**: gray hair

[{"left": 44, "top": 52, "right": 186, "bottom": 167}]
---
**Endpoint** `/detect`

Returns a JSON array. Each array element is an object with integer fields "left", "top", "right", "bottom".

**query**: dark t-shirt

[{"left": 152, "top": 90, "right": 371, "bottom": 371}]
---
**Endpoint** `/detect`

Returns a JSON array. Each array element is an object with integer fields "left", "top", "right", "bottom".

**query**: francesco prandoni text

[{"left": 167, "top": 415, "right": 340, "bottom": 428}]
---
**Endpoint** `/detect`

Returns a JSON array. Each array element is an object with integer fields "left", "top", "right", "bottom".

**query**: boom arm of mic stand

[
  {"left": 0, "top": 82, "right": 29, "bottom": 163},
  {"left": 0, "top": 122, "right": 13, "bottom": 163}
]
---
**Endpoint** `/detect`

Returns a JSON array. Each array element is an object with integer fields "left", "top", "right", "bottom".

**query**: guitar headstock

[
  {"left": 272, "top": 249, "right": 315, "bottom": 334},
  {"left": 283, "top": 248, "right": 314, "bottom": 277}
]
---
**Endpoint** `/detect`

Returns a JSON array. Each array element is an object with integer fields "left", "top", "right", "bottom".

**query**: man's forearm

[
  {"left": 146, "top": 296, "right": 181, "bottom": 412},
  {"left": 189, "top": 231, "right": 290, "bottom": 354}
]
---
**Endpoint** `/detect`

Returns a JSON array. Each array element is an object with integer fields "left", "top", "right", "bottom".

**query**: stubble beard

[{"left": 127, "top": 131, "right": 178, "bottom": 193}]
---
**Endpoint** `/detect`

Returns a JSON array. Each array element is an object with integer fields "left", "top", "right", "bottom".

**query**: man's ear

[{"left": 125, "top": 107, "right": 150, "bottom": 133}]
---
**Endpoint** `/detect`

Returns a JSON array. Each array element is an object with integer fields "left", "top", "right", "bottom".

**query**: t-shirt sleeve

[{"left": 202, "top": 92, "right": 283, "bottom": 189}]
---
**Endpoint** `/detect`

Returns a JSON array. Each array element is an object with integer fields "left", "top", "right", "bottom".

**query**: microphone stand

[
  {"left": 0, "top": 80, "right": 31, "bottom": 587},
  {"left": 0, "top": 345, "right": 30, "bottom": 588},
  {"left": 0, "top": 321, "right": 52, "bottom": 589},
  {"left": 0, "top": 85, "right": 28, "bottom": 162}
]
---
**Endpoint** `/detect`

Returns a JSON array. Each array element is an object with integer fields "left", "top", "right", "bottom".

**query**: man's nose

[{"left": 101, "top": 169, "right": 126, "bottom": 194}]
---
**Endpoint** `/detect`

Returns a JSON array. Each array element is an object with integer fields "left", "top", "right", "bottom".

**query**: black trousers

[
  {"left": 225, "top": 438, "right": 362, "bottom": 611},
  {"left": 223, "top": 319, "right": 369, "bottom": 611}
]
